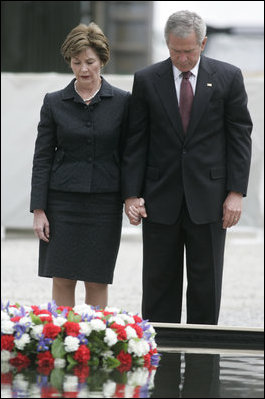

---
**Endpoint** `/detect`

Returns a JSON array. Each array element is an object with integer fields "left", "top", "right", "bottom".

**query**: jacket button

[
  {"left": 86, "top": 122, "right": 92, "bottom": 127},
  {"left": 182, "top": 149, "right": 187, "bottom": 154}
]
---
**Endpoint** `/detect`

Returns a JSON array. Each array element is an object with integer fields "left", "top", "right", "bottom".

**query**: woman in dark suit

[{"left": 30, "top": 23, "right": 130, "bottom": 308}]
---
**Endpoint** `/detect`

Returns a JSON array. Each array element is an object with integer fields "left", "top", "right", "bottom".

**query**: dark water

[
  {"left": 1, "top": 350, "right": 263, "bottom": 398},
  {"left": 151, "top": 351, "right": 264, "bottom": 398}
]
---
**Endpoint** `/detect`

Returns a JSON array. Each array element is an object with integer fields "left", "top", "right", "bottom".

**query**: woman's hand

[
  {"left": 33, "top": 209, "right": 50, "bottom": 242},
  {"left": 125, "top": 197, "right": 147, "bottom": 225}
]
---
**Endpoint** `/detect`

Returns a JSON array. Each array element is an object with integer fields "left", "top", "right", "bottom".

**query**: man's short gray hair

[{"left": 164, "top": 10, "right": 207, "bottom": 45}]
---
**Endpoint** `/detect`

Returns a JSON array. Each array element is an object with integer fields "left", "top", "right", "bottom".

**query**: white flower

[
  {"left": 30, "top": 324, "right": 44, "bottom": 340},
  {"left": 73, "top": 304, "right": 95, "bottom": 317},
  {"left": 39, "top": 303, "right": 49, "bottom": 310},
  {"left": 125, "top": 326, "right": 138, "bottom": 339},
  {"left": 64, "top": 336, "right": 79, "bottom": 352},
  {"left": 1, "top": 350, "right": 11, "bottom": 362},
  {"left": 63, "top": 375, "right": 78, "bottom": 392},
  {"left": 103, "top": 380, "right": 116, "bottom": 397},
  {"left": 13, "top": 373, "right": 29, "bottom": 391},
  {"left": 128, "top": 338, "right": 149, "bottom": 357},
  {"left": 18, "top": 316, "right": 32, "bottom": 330},
  {"left": 7, "top": 307, "right": 19, "bottom": 317},
  {"left": 1, "top": 311, "right": 10, "bottom": 321},
  {"left": 101, "top": 350, "right": 114, "bottom": 358},
  {"left": 1, "top": 320, "right": 14, "bottom": 334},
  {"left": 90, "top": 319, "right": 106, "bottom": 331},
  {"left": 14, "top": 333, "right": 30, "bottom": 350},
  {"left": 53, "top": 316, "right": 67, "bottom": 327},
  {"left": 23, "top": 306, "right": 32, "bottom": 314},
  {"left": 104, "top": 306, "right": 121, "bottom": 313},
  {"left": 148, "top": 325, "right": 156, "bottom": 335},
  {"left": 29, "top": 385, "right": 42, "bottom": 398},
  {"left": 79, "top": 321, "right": 92, "bottom": 336},
  {"left": 119, "top": 314, "right": 135, "bottom": 324},
  {"left": 127, "top": 368, "right": 149, "bottom": 386},
  {"left": 104, "top": 328, "right": 118, "bottom": 347},
  {"left": 125, "top": 385, "right": 135, "bottom": 397},
  {"left": 54, "top": 358, "right": 66, "bottom": 368},
  {"left": 149, "top": 338, "right": 157, "bottom": 350},
  {"left": 108, "top": 316, "right": 125, "bottom": 326}
]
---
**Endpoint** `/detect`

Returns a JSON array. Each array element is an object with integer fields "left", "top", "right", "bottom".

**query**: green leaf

[
  {"left": 67, "top": 354, "right": 78, "bottom": 366},
  {"left": 50, "top": 368, "right": 65, "bottom": 391},
  {"left": 51, "top": 338, "right": 66, "bottom": 359},
  {"left": 88, "top": 357, "right": 100, "bottom": 368},
  {"left": 112, "top": 341, "right": 128, "bottom": 355},
  {"left": 103, "top": 357, "right": 120, "bottom": 369},
  {"left": 30, "top": 313, "right": 42, "bottom": 325},
  {"left": 111, "top": 368, "right": 128, "bottom": 384},
  {"left": 67, "top": 311, "right": 82, "bottom": 323}
]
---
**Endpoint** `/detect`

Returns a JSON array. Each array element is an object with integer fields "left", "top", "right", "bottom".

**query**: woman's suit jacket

[
  {"left": 121, "top": 56, "right": 252, "bottom": 224},
  {"left": 30, "top": 77, "right": 130, "bottom": 212}
]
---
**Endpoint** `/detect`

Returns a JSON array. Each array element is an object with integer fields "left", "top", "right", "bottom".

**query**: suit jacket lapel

[
  {"left": 186, "top": 56, "right": 216, "bottom": 142},
  {"left": 153, "top": 58, "right": 184, "bottom": 142}
]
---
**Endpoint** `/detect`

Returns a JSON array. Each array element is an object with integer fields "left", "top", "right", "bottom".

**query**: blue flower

[
  {"left": 37, "top": 335, "right": 53, "bottom": 352},
  {"left": 81, "top": 314, "right": 93, "bottom": 322},
  {"left": 47, "top": 300, "right": 58, "bottom": 318},
  {"left": 13, "top": 324, "right": 27, "bottom": 339},
  {"left": 78, "top": 333, "right": 88, "bottom": 345}
]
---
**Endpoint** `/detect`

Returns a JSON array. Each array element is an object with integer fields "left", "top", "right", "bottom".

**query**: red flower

[
  {"left": 111, "top": 323, "right": 127, "bottom": 340},
  {"left": 144, "top": 353, "right": 151, "bottom": 368},
  {"left": 133, "top": 386, "right": 141, "bottom": 398},
  {"left": 73, "top": 345, "right": 91, "bottom": 364},
  {"left": 43, "top": 323, "right": 61, "bottom": 339},
  {"left": 39, "top": 315, "right": 53, "bottom": 323},
  {"left": 1, "top": 371, "right": 13, "bottom": 385},
  {"left": 41, "top": 386, "right": 60, "bottom": 398},
  {"left": 37, "top": 351, "right": 54, "bottom": 369},
  {"left": 10, "top": 316, "right": 22, "bottom": 323},
  {"left": 10, "top": 353, "right": 31, "bottom": 372},
  {"left": 114, "top": 383, "right": 126, "bottom": 398},
  {"left": 73, "top": 364, "right": 90, "bottom": 383},
  {"left": 63, "top": 393, "right": 78, "bottom": 398},
  {"left": 117, "top": 350, "right": 132, "bottom": 372},
  {"left": 128, "top": 324, "right": 143, "bottom": 338},
  {"left": 32, "top": 308, "right": 52, "bottom": 316},
  {"left": 64, "top": 321, "right": 80, "bottom": 337},
  {"left": 103, "top": 310, "right": 114, "bottom": 316},
  {"left": 1, "top": 335, "right": 15, "bottom": 351},
  {"left": 133, "top": 315, "right": 142, "bottom": 324}
]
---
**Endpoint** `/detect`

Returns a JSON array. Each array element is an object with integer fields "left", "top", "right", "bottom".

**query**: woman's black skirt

[{"left": 38, "top": 190, "right": 123, "bottom": 284}]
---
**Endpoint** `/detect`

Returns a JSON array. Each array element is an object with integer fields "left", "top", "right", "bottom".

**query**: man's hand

[
  {"left": 125, "top": 197, "right": 147, "bottom": 225},
  {"left": 222, "top": 191, "right": 243, "bottom": 229},
  {"left": 33, "top": 209, "right": 50, "bottom": 242}
]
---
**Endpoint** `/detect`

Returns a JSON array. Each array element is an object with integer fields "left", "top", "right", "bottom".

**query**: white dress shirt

[{"left": 172, "top": 58, "right": 201, "bottom": 102}]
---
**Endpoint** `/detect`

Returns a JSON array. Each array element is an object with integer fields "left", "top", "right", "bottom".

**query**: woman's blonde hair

[{"left": 61, "top": 22, "right": 110, "bottom": 65}]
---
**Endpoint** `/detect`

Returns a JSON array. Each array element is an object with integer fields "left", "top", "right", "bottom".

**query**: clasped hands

[
  {"left": 125, "top": 191, "right": 242, "bottom": 228},
  {"left": 125, "top": 197, "right": 147, "bottom": 226}
]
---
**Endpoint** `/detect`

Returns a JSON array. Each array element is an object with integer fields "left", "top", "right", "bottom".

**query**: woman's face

[{"left": 70, "top": 47, "right": 102, "bottom": 85}]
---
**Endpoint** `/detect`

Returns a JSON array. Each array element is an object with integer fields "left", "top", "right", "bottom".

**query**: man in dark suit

[{"left": 121, "top": 10, "right": 252, "bottom": 324}]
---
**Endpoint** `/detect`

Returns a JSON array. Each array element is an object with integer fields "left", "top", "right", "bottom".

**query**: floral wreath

[{"left": 1, "top": 301, "right": 160, "bottom": 396}]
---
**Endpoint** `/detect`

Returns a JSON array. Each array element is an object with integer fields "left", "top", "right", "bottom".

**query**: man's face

[{"left": 167, "top": 31, "right": 207, "bottom": 72}]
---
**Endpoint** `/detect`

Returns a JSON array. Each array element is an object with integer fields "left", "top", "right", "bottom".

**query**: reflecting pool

[
  {"left": 152, "top": 349, "right": 264, "bottom": 398},
  {"left": 1, "top": 349, "right": 263, "bottom": 398}
]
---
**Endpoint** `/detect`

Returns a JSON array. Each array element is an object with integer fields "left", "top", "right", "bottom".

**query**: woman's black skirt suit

[{"left": 30, "top": 78, "right": 130, "bottom": 283}]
